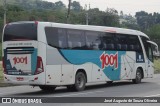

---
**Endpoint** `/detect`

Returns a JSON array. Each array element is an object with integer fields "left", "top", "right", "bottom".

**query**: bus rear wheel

[
  {"left": 39, "top": 85, "right": 56, "bottom": 91},
  {"left": 74, "top": 72, "right": 86, "bottom": 91},
  {"left": 132, "top": 69, "right": 142, "bottom": 84}
]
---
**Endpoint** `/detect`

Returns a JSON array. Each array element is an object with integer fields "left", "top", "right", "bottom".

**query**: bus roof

[{"left": 8, "top": 21, "right": 149, "bottom": 39}]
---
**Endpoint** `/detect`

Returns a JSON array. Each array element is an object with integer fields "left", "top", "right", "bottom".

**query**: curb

[{"left": 0, "top": 81, "right": 18, "bottom": 87}]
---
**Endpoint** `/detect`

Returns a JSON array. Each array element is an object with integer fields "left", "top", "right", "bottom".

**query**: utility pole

[
  {"left": 85, "top": 3, "right": 90, "bottom": 25},
  {"left": 85, "top": 4, "right": 88, "bottom": 25},
  {"left": 67, "top": 0, "right": 71, "bottom": 23},
  {"left": 86, "top": 13, "right": 88, "bottom": 25},
  {"left": 3, "top": 0, "right": 7, "bottom": 26}
]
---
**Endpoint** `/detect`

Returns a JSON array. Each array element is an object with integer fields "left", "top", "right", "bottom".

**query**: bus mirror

[
  {"left": 147, "top": 41, "right": 158, "bottom": 50},
  {"left": 147, "top": 40, "right": 159, "bottom": 58}
]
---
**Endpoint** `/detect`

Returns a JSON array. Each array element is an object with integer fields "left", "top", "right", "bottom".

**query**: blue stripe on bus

[
  {"left": 60, "top": 50, "right": 126, "bottom": 80},
  {"left": 31, "top": 48, "right": 37, "bottom": 74}
]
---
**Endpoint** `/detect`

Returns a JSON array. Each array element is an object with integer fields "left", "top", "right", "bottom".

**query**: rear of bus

[{"left": 2, "top": 21, "right": 45, "bottom": 85}]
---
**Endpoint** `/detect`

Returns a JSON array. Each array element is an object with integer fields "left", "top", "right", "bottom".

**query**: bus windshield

[{"left": 3, "top": 23, "right": 37, "bottom": 41}]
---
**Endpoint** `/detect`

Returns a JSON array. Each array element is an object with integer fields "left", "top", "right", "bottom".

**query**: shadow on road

[{"left": 7, "top": 81, "right": 151, "bottom": 96}]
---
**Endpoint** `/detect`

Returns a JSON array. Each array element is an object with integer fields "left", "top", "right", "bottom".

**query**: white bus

[{"left": 2, "top": 21, "right": 158, "bottom": 91}]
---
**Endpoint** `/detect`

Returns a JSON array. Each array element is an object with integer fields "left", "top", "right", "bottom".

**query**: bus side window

[
  {"left": 58, "top": 28, "right": 67, "bottom": 49},
  {"left": 86, "top": 42, "right": 91, "bottom": 48},
  {"left": 93, "top": 43, "right": 100, "bottom": 50},
  {"left": 129, "top": 45, "right": 134, "bottom": 51},
  {"left": 101, "top": 33, "right": 115, "bottom": 50},
  {"left": 116, "top": 34, "right": 128, "bottom": 51},
  {"left": 77, "top": 42, "right": 82, "bottom": 47},
  {"left": 67, "top": 29, "right": 85, "bottom": 49},
  {"left": 121, "top": 44, "right": 127, "bottom": 50},
  {"left": 128, "top": 35, "right": 142, "bottom": 52},
  {"left": 148, "top": 44, "right": 153, "bottom": 62},
  {"left": 68, "top": 41, "right": 72, "bottom": 49},
  {"left": 85, "top": 31, "right": 101, "bottom": 50},
  {"left": 106, "top": 44, "right": 115, "bottom": 50},
  {"left": 117, "top": 44, "right": 122, "bottom": 50},
  {"left": 45, "top": 27, "right": 59, "bottom": 48}
]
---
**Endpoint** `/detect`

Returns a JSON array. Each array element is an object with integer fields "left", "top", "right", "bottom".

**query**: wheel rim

[
  {"left": 76, "top": 74, "right": 84, "bottom": 88},
  {"left": 137, "top": 71, "right": 141, "bottom": 81}
]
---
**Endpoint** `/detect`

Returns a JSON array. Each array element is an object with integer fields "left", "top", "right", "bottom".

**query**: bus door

[{"left": 146, "top": 41, "right": 158, "bottom": 77}]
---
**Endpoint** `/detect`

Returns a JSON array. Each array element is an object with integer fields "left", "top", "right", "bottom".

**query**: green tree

[
  {"left": 71, "top": 1, "right": 82, "bottom": 12},
  {"left": 145, "top": 24, "right": 160, "bottom": 47},
  {"left": 135, "top": 11, "right": 160, "bottom": 31},
  {"left": 119, "top": 14, "right": 140, "bottom": 30},
  {"left": 145, "top": 24, "right": 160, "bottom": 39},
  {"left": 54, "top": 1, "right": 66, "bottom": 10},
  {"left": 135, "top": 11, "right": 149, "bottom": 31}
]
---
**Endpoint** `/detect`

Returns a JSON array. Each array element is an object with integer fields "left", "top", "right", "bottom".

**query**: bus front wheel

[
  {"left": 74, "top": 72, "right": 86, "bottom": 91},
  {"left": 39, "top": 85, "right": 56, "bottom": 91},
  {"left": 132, "top": 69, "right": 142, "bottom": 84}
]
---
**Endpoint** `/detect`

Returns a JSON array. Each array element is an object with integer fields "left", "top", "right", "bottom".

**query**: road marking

[
  {"left": 53, "top": 91, "right": 104, "bottom": 97},
  {"left": 144, "top": 93, "right": 160, "bottom": 97},
  {"left": 0, "top": 91, "right": 18, "bottom": 95}
]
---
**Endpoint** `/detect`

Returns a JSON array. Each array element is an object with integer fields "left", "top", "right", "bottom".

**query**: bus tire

[
  {"left": 132, "top": 68, "right": 142, "bottom": 84},
  {"left": 74, "top": 72, "right": 86, "bottom": 91},
  {"left": 106, "top": 81, "right": 113, "bottom": 85},
  {"left": 39, "top": 85, "right": 56, "bottom": 91}
]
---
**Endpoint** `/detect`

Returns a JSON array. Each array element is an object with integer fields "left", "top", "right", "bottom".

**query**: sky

[{"left": 44, "top": 0, "right": 160, "bottom": 15}]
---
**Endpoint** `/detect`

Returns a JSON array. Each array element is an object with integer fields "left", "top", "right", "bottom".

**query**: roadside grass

[
  {"left": 0, "top": 43, "right": 2, "bottom": 61},
  {"left": 154, "top": 58, "right": 160, "bottom": 74},
  {"left": 0, "top": 43, "right": 2, "bottom": 81},
  {"left": 0, "top": 65, "right": 3, "bottom": 81},
  {"left": 0, "top": 64, "right": 16, "bottom": 87}
]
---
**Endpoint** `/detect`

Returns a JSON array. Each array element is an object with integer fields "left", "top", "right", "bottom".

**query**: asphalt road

[{"left": 0, "top": 74, "right": 160, "bottom": 105}]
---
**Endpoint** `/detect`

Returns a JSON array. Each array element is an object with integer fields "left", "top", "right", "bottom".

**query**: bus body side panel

[
  {"left": 61, "top": 64, "right": 74, "bottom": 85},
  {"left": 147, "top": 61, "right": 154, "bottom": 78},
  {"left": 46, "top": 46, "right": 74, "bottom": 85},
  {"left": 91, "top": 64, "right": 106, "bottom": 82},
  {"left": 46, "top": 49, "right": 62, "bottom": 85},
  {"left": 37, "top": 42, "right": 46, "bottom": 85},
  {"left": 73, "top": 64, "right": 92, "bottom": 83},
  {"left": 46, "top": 65, "right": 62, "bottom": 85},
  {"left": 37, "top": 22, "right": 51, "bottom": 85},
  {"left": 120, "top": 52, "right": 135, "bottom": 80},
  {"left": 60, "top": 50, "right": 126, "bottom": 82}
]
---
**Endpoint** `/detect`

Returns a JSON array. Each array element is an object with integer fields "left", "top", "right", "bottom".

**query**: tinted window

[
  {"left": 101, "top": 33, "right": 115, "bottom": 50},
  {"left": 141, "top": 36, "right": 153, "bottom": 61},
  {"left": 141, "top": 36, "right": 149, "bottom": 51},
  {"left": 148, "top": 44, "right": 153, "bottom": 62},
  {"left": 116, "top": 34, "right": 128, "bottom": 50},
  {"left": 116, "top": 34, "right": 142, "bottom": 52},
  {"left": 67, "top": 29, "right": 85, "bottom": 49},
  {"left": 45, "top": 27, "right": 86, "bottom": 49},
  {"left": 85, "top": 31, "right": 101, "bottom": 50},
  {"left": 128, "top": 35, "right": 142, "bottom": 52},
  {"left": 58, "top": 29, "right": 67, "bottom": 49},
  {"left": 45, "top": 27, "right": 59, "bottom": 48},
  {"left": 4, "top": 23, "right": 37, "bottom": 41},
  {"left": 45, "top": 27, "right": 143, "bottom": 52}
]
